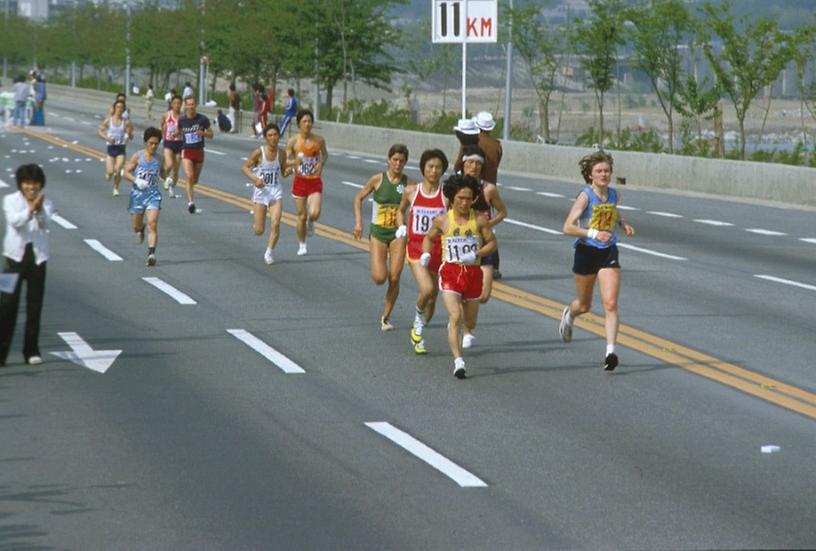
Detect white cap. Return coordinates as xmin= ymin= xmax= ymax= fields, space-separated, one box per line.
xmin=474 ymin=111 xmax=496 ymax=131
xmin=454 ymin=118 xmax=479 ymax=135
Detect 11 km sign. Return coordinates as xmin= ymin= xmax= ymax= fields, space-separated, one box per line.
xmin=432 ymin=0 xmax=498 ymax=43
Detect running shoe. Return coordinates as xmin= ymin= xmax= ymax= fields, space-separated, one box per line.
xmin=603 ymin=353 xmax=619 ymax=372
xmin=559 ymin=306 xmax=573 ymax=343
xmin=163 ymin=176 xmax=173 ymax=190
xmin=410 ymin=326 xmax=423 ymax=344
xmin=167 ymin=185 xmax=177 ymax=198
xmin=112 ymin=188 xmax=119 ymax=197
xmin=381 ymin=317 xmax=394 ymax=331
xmin=146 ymin=253 xmax=157 ymax=267
xmin=188 ymin=202 xmax=196 ymax=214
xmin=307 ymin=218 xmax=315 ymax=237
xmin=413 ymin=339 xmax=427 ymax=355
xmin=297 ymin=243 xmax=308 ymax=256
xmin=462 ymin=333 xmax=476 ymax=349
xmin=453 ymin=358 xmax=466 ymax=379
xmin=136 ymin=226 xmax=145 ymax=244
xmin=264 ymin=249 xmax=274 ymax=265
xmin=27 ymin=355 xmax=43 ymax=366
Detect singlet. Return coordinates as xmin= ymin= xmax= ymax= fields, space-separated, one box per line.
xmin=295 ymin=135 xmax=321 ymax=179
xmin=163 ymin=110 xmax=181 ymax=142
xmin=577 ymin=186 xmax=619 ymax=249
xmin=178 ymin=113 xmax=210 ymax=150
xmin=371 ymin=172 xmax=405 ymax=230
xmin=255 ymin=146 xmax=281 ymax=188
xmin=106 ymin=117 xmax=127 ymax=145
xmin=407 ymin=182 xmax=446 ymax=256
xmin=134 ymin=152 xmax=161 ymax=188
xmin=442 ymin=210 xmax=482 ymax=265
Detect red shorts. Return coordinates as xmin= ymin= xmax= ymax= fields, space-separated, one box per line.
xmin=439 ymin=262 xmax=483 ymax=301
xmin=181 ymin=148 xmax=204 ymax=162
xmin=292 ymin=175 xmax=323 ymax=198
xmin=407 ymin=241 xmax=442 ymax=274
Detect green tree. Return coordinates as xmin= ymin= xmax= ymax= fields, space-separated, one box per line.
xmin=789 ymin=19 xmax=816 ymax=146
xmin=571 ymin=0 xmax=625 ymax=146
xmin=701 ymin=1 xmax=792 ymax=159
xmin=625 ymin=0 xmax=692 ymax=153
xmin=508 ymin=2 xmax=566 ymax=143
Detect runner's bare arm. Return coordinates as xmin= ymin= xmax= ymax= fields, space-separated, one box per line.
xmin=123 ymin=153 xmax=140 ymax=183
xmin=353 ymin=173 xmax=380 ymax=240
xmin=422 ymin=215 xmax=446 ymax=253
xmin=562 ymin=191 xmax=601 ymax=240
xmin=395 ymin=183 xmax=417 ymax=228
xmin=241 ymin=149 xmax=264 ymax=187
xmin=278 ymin=149 xmax=293 ymax=178
xmin=98 ymin=118 xmax=111 ymax=142
xmin=484 ymin=183 xmax=508 ymax=227
xmin=615 ymin=191 xmax=636 ymax=236
xmin=477 ymin=213 xmax=498 ymax=258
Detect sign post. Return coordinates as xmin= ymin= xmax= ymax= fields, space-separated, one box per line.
xmin=432 ymin=0 xmax=498 ymax=119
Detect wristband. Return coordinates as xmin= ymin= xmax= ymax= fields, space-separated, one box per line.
xmin=586 ymin=229 xmax=599 ymax=239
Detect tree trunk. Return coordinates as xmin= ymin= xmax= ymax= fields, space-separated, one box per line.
xmin=738 ymin=115 xmax=746 ymax=160
xmin=597 ymin=90 xmax=605 ymax=146
xmin=326 ymin=84 xmax=334 ymax=114
xmin=538 ymin=97 xmax=551 ymax=143
xmin=667 ymin=114 xmax=674 ymax=154
xmin=755 ymin=86 xmax=772 ymax=152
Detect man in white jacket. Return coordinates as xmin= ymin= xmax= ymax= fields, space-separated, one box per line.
xmin=0 ymin=164 xmax=55 ymax=366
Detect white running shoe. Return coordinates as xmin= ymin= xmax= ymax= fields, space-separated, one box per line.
xmin=167 ymin=185 xmax=176 ymax=198
xmin=27 ymin=355 xmax=43 ymax=365
xmin=264 ymin=249 xmax=274 ymax=265
xmin=559 ymin=306 xmax=573 ymax=343
xmin=380 ymin=317 xmax=394 ymax=331
xmin=307 ymin=219 xmax=315 ymax=237
xmin=297 ymin=243 xmax=308 ymax=256
xmin=462 ymin=333 xmax=476 ymax=349
xmin=146 ymin=253 xmax=157 ymax=267
xmin=163 ymin=177 xmax=172 ymax=190
xmin=453 ymin=357 xmax=466 ymax=379
xmin=112 ymin=188 xmax=119 ymax=196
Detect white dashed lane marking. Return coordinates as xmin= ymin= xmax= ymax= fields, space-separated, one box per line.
xmin=504 ymin=218 xmax=562 ymax=236
xmin=51 ymin=214 xmax=78 ymax=229
xmin=799 ymin=238 xmax=816 ymax=244
xmin=84 ymin=239 xmax=123 ymax=261
xmin=506 ymin=186 xmax=533 ymax=192
xmin=226 ymin=329 xmax=306 ymax=374
xmin=536 ymin=192 xmax=565 ymax=198
xmin=694 ymin=219 xmax=734 ymax=227
xmin=754 ymin=275 xmax=816 ymax=292
xmin=141 ymin=277 xmax=197 ymax=305
xmin=365 ymin=422 xmax=488 ymax=488
xmin=340 ymin=180 xmax=363 ymax=189
xmin=647 ymin=211 xmax=683 ymax=218
xmin=617 ymin=243 xmax=687 ymax=261
xmin=745 ymin=228 xmax=787 ymax=236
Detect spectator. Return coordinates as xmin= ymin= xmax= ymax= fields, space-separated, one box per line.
xmin=0 ymin=164 xmax=55 ymax=367
xmin=228 ymin=82 xmax=241 ymax=134
xmin=252 ymin=84 xmax=264 ymax=137
xmin=182 ymin=81 xmax=194 ymax=99
xmin=31 ymin=72 xmax=46 ymax=126
xmin=279 ymin=88 xmax=298 ymax=136
xmin=216 ymin=109 xmax=232 ymax=133
xmin=144 ymin=84 xmax=155 ymax=120
xmin=12 ymin=75 xmax=29 ymax=128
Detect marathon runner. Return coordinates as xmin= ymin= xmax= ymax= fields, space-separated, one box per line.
xmin=160 ymin=94 xmax=183 ymax=198
xmin=174 ymin=96 xmax=213 ymax=214
xmin=123 ymin=127 xmax=165 ymax=266
xmin=97 ymin=99 xmax=134 ymax=196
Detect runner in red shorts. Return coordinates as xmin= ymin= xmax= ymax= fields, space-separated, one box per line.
xmin=285 ymin=109 xmax=328 ymax=256
xmin=396 ymin=149 xmax=448 ymax=355
xmin=175 ymin=96 xmax=213 ymax=214
xmin=423 ymin=174 xmax=496 ymax=379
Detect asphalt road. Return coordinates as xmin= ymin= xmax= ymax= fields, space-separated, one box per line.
xmin=1 ymin=99 xmax=815 ymax=550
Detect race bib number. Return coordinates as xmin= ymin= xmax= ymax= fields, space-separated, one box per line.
xmin=412 ymin=206 xmax=445 ymax=235
xmin=137 ymin=168 xmax=159 ymax=187
xmin=445 ymin=235 xmax=480 ymax=264
xmin=257 ymin=168 xmax=279 ymax=187
xmin=300 ymin=156 xmax=318 ymax=176
xmin=111 ymin=135 xmax=126 ymax=145
xmin=375 ymin=204 xmax=398 ymax=228
xmin=589 ymin=204 xmax=618 ymax=231
xmin=166 ymin=121 xmax=176 ymax=135
xmin=184 ymin=131 xmax=202 ymax=145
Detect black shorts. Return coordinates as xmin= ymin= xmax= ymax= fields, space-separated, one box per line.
xmin=572 ymin=243 xmax=620 ymax=275
xmin=480 ymin=251 xmax=497 ymax=267
xmin=106 ymin=144 xmax=126 ymax=158
xmin=163 ymin=140 xmax=183 ymax=154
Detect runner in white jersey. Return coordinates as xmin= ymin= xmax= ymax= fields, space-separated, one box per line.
xmin=97 ymin=99 xmax=133 ymax=196
xmin=241 ymin=125 xmax=292 ymax=264
xmin=160 ymin=95 xmax=183 ymax=198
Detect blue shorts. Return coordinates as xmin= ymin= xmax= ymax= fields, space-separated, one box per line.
xmin=572 ymin=243 xmax=620 ymax=275
xmin=163 ymin=140 xmax=183 ymax=154
xmin=128 ymin=185 xmax=162 ymax=214
xmin=107 ymin=144 xmax=126 ymax=158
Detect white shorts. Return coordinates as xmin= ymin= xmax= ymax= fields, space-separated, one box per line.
xmin=252 ymin=184 xmax=282 ymax=205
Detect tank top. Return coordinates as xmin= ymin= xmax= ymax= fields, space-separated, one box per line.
xmin=370 ymin=172 xmax=405 ymax=230
xmin=471 ymin=179 xmax=493 ymax=219
xmin=408 ymin=182 xmax=446 ymax=249
xmin=134 ymin=152 xmax=161 ymax=188
xmin=164 ymin=110 xmax=181 ymax=142
xmin=577 ymin=186 xmax=619 ymax=249
xmin=295 ymin=135 xmax=321 ymax=179
xmin=256 ymin=146 xmax=281 ymax=188
xmin=442 ymin=209 xmax=482 ymax=265
xmin=107 ymin=117 xmax=127 ymax=145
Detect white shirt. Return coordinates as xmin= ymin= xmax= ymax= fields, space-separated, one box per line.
xmin=2 ymin=191 xmax=55 ymax=265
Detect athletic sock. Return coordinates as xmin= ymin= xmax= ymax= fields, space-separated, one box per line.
xmin=148 ymin=247 xmax=156 ymax=255
xmin=606 ymin=344 xmax=616 ymax=356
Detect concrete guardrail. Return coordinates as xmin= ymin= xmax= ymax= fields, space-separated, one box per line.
xmin=46 ymin=83 xmax=816 ymax=208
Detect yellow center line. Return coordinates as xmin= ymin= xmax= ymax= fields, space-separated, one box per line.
xmin=20 ymin=127 xmax=816 ymax=420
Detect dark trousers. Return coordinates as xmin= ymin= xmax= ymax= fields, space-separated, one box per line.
xmin=0 ymin=245 xmax=46 ymax=365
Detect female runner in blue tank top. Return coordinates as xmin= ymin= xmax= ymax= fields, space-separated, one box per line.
xmin=560 ymin=151 xmax=635 ymax=371
xmin=124 ymin=127 xmax=165 ymax=266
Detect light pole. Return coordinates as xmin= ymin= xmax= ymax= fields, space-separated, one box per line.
xmin=124 ymin=2 xmax=131 ymax=96
xmin=3 ymin=0 xmax=9 ymax=82
xmin=502 ymin=0 xmax=513 ymax=141
xmin=198 ymin=0 xmax=206 ymax=105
